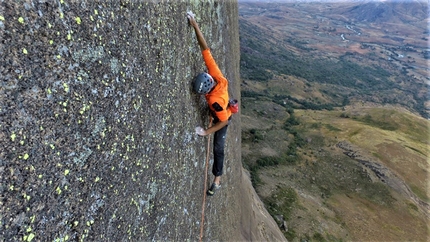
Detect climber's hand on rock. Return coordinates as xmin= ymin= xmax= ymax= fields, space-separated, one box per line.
xmin=195 ymin=126 xmax=207 ymax=136
xmin=187 ymin=11 xmax=195 ymax=20
xmin=187 ymin=11 xmax=197 ymax=27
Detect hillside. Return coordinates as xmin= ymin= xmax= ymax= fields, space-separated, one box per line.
xmin=239 ymin=1 xmax=429 ymax=241
xmin=0 ymin=1 xmax=285 ymax=241
xmin=243 ymin=104 xmax=429 ymax=240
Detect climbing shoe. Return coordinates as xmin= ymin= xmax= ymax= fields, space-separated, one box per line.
xmin=207 ymin=183 xmax=221 ymax=196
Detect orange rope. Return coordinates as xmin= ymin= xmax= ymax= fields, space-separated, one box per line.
xmin=199 ymin=117 xmax=212 ymax=242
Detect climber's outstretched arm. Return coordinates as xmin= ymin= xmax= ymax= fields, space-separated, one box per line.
xmin=188 ymin=12 xmax=209 ymax=51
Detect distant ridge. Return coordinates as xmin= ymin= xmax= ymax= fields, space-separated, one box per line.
xmin=346 ymin=0 xmax=428 ymax=23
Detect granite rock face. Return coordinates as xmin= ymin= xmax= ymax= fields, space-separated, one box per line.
xmin=1 ymin=1 xmax=285 ymax=241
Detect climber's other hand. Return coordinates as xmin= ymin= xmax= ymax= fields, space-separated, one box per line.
xmin=195 ymin=126 xmax=207 ymax=136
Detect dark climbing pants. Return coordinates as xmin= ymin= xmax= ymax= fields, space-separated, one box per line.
xmin=212 ymin=122 xmax=228 ymax=177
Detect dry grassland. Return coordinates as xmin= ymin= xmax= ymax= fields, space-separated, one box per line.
xmin=245 ymin=104 xmax=429 ymax=241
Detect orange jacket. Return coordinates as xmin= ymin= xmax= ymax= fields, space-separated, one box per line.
xmin=202 ymin=49 xmax=231 ymax=122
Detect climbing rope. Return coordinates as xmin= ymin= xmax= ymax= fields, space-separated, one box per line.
xmin=199 ymin=117 xmax=212 ymax=242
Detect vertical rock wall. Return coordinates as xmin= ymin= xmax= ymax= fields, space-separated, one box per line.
xmin=0 ymin=0 xmax=284 ymax=241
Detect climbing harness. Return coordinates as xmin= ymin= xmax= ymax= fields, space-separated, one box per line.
xmin=199 ymin=117 xmax=213 ymax=242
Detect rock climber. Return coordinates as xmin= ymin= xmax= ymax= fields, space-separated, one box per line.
xmin=188 ymin=11 xmax=232 ymax=196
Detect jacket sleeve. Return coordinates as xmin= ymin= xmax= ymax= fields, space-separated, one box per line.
xmin=202 ymin=49 xmax=224 ymax=80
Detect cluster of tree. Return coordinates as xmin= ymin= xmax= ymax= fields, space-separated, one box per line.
xmin=271 ymin=94 xmax=337 ymax=111
xmin=423 ymin=50 xmax=430 ymax=59
xmin=242 ymin=108 xmax=306 ymax=188
xmin=241 ymin=90 xmax=263 ymax=99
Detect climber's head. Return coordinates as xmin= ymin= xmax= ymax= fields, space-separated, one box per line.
xmin=193 ymin=72 xmax=214 ymax=94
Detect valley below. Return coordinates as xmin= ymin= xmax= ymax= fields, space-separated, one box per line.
xmin=239 ymin=0 xmax=429 ymax=241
